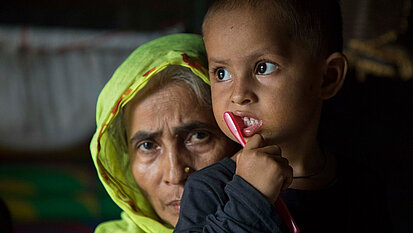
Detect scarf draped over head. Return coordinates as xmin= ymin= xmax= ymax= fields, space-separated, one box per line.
xmin=90 ymin=33 xmax=209 ymax=233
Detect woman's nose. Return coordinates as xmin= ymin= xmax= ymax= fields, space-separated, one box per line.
xmin=162 ymin=146 xmax=190 ymax=185
xmin=230 ymin=74 xmax=258 ymax=105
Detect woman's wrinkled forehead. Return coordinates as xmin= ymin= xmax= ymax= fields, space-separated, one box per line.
xmin=124 ymin=83 xmax=217 ymax=144
xmin=123 ymin=82 xmax=181 ymax=133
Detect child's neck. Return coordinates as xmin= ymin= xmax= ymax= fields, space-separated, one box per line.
xmin=279 ymin=139 xmax=337 ymax=190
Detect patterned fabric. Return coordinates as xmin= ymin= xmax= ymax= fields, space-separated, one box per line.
xmin=89 ymin=33 xmax=209 ymax=233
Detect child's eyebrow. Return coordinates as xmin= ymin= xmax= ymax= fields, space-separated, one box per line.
xmin=207 ymin=57 xmax=229 ymax=66
xmin=208 ymin=47 xmax=289 ymax=65
xmin=245 ymin=47 xmax=290 ymax=61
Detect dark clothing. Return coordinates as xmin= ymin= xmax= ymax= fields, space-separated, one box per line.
xmin=174 ymin=156 xmax=392 ymax=233
xmin=175 ymin=157 xmax=286 ymax=233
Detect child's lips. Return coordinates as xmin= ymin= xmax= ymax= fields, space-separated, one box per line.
xmin=242 ymin=117 xmax=263 ymax=137
xmin=232 ymin=113 xmax=263 ymax=137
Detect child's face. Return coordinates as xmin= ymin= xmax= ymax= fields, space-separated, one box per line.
xmin=204 ymin=7 xmax=326 ymax=145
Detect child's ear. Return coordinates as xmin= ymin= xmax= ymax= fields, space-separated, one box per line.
xmin=321 ymin=52 xmax=348 ymax=100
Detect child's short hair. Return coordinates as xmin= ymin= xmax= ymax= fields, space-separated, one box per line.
xmin=203 ymin=0 xmax=343 ymax=58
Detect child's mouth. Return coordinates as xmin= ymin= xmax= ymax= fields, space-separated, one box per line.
xmin=241 ymin=116 xmax=263 ymax=137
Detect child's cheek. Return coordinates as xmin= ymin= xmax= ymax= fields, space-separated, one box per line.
xmin=211 ymin=87 xmax=233 ymax=139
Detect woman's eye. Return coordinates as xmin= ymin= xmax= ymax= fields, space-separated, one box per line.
xmin=186 ymin=131 xmax=210 ymax=145
xmin=216 ymin=68 xmax=231 ymax=81
xmin=256 ymin=62 xmax=278 ymax=75
xmin=137 ymin=141 xmax=156 ymax=152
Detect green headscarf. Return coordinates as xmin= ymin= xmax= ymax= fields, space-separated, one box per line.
xmin=90 ymin=33 xmax=209 ymax=233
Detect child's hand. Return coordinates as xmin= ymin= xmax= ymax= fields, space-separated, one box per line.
xmin=235 ymin=134 xmax=293 ymax=203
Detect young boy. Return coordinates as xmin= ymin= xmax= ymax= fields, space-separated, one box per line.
xmin=174 ymin=0 xmax=391 ymax=232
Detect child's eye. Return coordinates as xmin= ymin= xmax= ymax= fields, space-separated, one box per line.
xmin=137 ymin=141 xmax=157 ymax=152
xmin=256 ymin=62 xmax=278 ymax=75
xmin=215 ymin=68 xmax=231 ymax=81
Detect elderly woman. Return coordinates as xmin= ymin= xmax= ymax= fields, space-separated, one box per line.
xmin=90 ymin=34 xmax=239 ymax=233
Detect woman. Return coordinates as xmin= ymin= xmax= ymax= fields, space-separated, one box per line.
xmin=90 ymin=34 xmax=239 ymax=233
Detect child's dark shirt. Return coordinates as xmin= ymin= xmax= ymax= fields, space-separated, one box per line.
xmin=174 ymin=155 xmax=392 ymax=233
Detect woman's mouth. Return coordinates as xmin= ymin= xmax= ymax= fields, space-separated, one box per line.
xmin=240 ymin=116 xmax=263 ymax=137
xmin=166 ymin=200 xmax=181 ymax=213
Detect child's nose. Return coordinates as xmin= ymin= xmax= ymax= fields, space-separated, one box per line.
xmin=230 ymin=76 xmax=258 ymax=105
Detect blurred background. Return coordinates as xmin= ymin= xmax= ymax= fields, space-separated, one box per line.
xmin=0 ymin=0 xmax=412 ymax=232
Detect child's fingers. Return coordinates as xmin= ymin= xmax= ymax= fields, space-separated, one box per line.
xmin=256 ymin=145 xmax=282 ymax=156
xmin=244 ymin=134 xmax=266 ymax=150
xmin=280 ymin=164 xmax=293 ymax=191
xmin=271 ymin=155 xmax=293 ymax=191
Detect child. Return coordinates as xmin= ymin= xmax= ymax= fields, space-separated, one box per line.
xmin=174 ymin=0 xmax=391 ymax=232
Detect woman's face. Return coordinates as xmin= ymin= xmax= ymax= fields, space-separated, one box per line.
xmin=125 ymin=83 xmax=238 ymax=227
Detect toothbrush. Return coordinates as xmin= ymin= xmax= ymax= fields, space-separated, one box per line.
xmin=224 ymin=112 xmax=300 ymax=233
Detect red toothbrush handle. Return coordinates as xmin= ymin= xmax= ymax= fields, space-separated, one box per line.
xmin=223 ymin=112 xmax=246 ymax=147
xmin=275 ymin=197 xmax=300 ymax=233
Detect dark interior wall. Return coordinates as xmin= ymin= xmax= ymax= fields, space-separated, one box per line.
xmin=0 ymin=0 xmax=212 ymax=32
xmin=319 ymin=71 xmax=413 ymax=233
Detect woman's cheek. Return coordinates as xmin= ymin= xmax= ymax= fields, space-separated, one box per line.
xmin=132 ymin=157 xmax=160 ymax=180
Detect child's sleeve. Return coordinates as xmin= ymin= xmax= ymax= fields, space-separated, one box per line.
xmin=174 ymin=167 xmax=286 ymax=233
